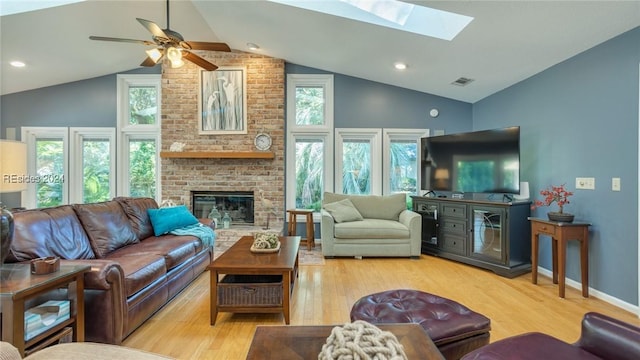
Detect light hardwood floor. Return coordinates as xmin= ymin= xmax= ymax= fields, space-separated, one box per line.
xmin=123 ymin=254 xmax=639 ymax=359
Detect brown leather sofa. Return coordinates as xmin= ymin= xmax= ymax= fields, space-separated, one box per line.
xmin=460 ymin=312 xmax=640 ymax=360
xmin=7 ymin=197 xmax=213 ymax=345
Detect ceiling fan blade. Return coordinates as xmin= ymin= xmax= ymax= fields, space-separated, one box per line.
xmin=183 ymin=51 xmax=218 ymax=71
xmin=89 ymin=36 xmax=154 ymax=46
xmin=137 ymin=18 xmax=170 ymax=40
xmin=185 ymin=42 xmax=231 ymax=52
xmin=140 ymin=56 xmax=158 ymax=67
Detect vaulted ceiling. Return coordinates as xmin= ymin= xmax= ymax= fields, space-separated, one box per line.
xmin=1 ymin=0 xmax=638 ymax=102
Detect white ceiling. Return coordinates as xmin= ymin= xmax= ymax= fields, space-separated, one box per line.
xmin=1 ymin=0 xmax=639 ymax=103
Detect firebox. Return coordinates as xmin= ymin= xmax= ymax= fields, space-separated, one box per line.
xmin=191 ymin=191 xmax=254 ymax=225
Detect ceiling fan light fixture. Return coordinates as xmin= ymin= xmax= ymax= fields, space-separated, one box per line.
xmin=145 ymin=48 xmax=164 ymax=63
xmin=166 ymin=46 xmax=184 ymax=68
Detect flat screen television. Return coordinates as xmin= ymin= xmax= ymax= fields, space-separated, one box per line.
xmin=421 ymin=126 xmax=520 ymax=194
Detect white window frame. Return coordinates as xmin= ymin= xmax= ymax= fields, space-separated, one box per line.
xmin=69 ymin=127 xmax=116 ymax=203
xmin=116 ymin=74 xmax=162 ymax=202
xmin=335 ymin=128 xmax=382 ymax=195
xmin=21 ymin=127 xmax=69 ymax=209
xmin=117 ymin=74 xmax=162 ymax=131
xmin=383 ymin=128 xmax=429 ymax=195
xmin=286 ymin=74 xmax=334 ymax=219
xmin=286 ymin=74 xmax=334 ymax=131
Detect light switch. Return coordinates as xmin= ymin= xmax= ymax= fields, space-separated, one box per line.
xmin=612 ymin=177 xmax=621 ymax=191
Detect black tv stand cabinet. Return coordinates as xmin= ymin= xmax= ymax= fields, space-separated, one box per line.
xmin=412 ymin=196 xmax=531 ymax=278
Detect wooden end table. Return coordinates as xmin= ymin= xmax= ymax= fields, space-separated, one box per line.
xmin=208 ymin=235 xmax=300 ymax=325
xmin=246 ymin=323 xmax=445 ymax=359
xmin=0 ymin=263 xmax=90 ymax=356
xmin=529 ymin=217 xmax=591 ymax=298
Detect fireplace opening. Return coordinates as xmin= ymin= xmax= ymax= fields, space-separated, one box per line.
xmin=191 ymin=191 xmax=254 ymax=225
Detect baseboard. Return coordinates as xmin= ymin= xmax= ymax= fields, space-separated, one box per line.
xmin=537 ymin=267 xmax=639 ymax=315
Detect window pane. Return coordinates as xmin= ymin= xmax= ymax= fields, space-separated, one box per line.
xmin=129 ymin=86 xmax=157 ymax=125
xmin=342 ymin=140 xmax=371 ymax=195
xmin=129 ymin=139 xmax=156 ymax=198
xmin=295 ymin=86 xmax=324 ymax=125
xmin=295 ymin=139 xmax=324 ymax=211
xmin=83 ymin=139 xmax=111 ymax=203
xmin=35 ymin=139 xmax=64 ymax=208
xmin=389 ymin=140 xmax=418 ymax=195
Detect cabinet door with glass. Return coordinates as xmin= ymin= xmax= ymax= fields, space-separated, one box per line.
xmin=471 ymin=206 xmax=506 ymax=264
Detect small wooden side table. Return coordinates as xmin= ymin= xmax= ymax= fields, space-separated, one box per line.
xmin=286 ymin=209 xmax=315 ymax=250
xmin=1 ymin=263 xmax=90 ymax=356
xmin=529 ymin=217 xmax=591 ymax=298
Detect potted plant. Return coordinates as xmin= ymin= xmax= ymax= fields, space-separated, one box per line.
xmin=531 ymin=184 xmax=575 ymax=222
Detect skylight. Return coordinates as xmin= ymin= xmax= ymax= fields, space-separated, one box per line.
xmin=0 ymin=0 xmax=85 ymax=17
xmin=268 ymin=0 xmax=473 ymax=41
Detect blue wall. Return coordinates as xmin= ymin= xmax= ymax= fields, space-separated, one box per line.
xmin=473 ymin=27 xmax=640 ymax=305
xmin=285 ymin=64 xmax=473 ymax=132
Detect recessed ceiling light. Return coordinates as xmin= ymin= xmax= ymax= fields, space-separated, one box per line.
xmin=246 ymin=43 xmax=260 ymax=50
xmin=394 ymin=63 xmax=407 ymax=70
xmin=10 ymin=61 xmax=26 ymax=68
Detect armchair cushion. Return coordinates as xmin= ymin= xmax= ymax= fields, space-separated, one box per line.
xmin=323 ymin=198 xmax=363 ymax=223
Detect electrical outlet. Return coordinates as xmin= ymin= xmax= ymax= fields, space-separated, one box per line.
xmin=612 ymin=177 xmax=621 ymax=191
xmin=576 ymin=177 xmax=595 ymax=190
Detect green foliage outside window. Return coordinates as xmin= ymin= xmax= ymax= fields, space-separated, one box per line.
xmin=82 ymin=140 xmax=111 ymax=203
xmin=295 ymin=87 xmax=324 ymax=125
xmin=36 ymin=140 xmax=64 ymax=208
xmin=129 ymin=140 xmax=156 ymax=198
xmin=129 ymin=87 xmax=157 ymax=125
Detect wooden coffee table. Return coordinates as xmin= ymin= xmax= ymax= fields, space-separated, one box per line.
xmin=208 ymin=235 xmax=300 ymax=325
xmin=246 ymin=323 xmax=445 ymax=359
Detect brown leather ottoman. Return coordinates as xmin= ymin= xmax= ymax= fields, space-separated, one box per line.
xmin=350 ymin=289 xmax=491 ymax=360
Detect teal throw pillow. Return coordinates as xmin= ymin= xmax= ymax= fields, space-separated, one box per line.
xmin=147 ymin=205 xmax=199 ymax=236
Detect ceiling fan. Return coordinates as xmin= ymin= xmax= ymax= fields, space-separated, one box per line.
xmin=89 ymin=0 xmax=230 ymax=71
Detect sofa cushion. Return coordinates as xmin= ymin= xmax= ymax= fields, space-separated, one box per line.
xmin=74 ymin=201 xmax=139 ymax=258
xmin=112 ymin=235 xmax=199 ymax=270
xmin=115 ymin=197 xmax=158 ymax=240
xmin=323 ymin=192 xmax=406 ymax=221
xmin=105 ymin=252 xmax=167 ymax=297
xmin=334 ymin=219 xmax=410 ymax=239
xmin=147 ymin=206 xmax=199 ymax=236
xmin=323 ymin=198 xmax=363 ymax=223
xmin=10 ymin=205 xmax=95 ymax=261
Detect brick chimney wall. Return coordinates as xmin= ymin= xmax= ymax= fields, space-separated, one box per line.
xmin=160 ymin=50 xmax=285 ymax=227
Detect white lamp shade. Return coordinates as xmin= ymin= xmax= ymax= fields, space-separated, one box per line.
xmin=0 ymin=140 xmax=28 ymax=193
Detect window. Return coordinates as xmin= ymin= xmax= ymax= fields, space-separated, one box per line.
xmin=19 ymin=74 xmax=161 ymax=209
xmin=383 ymin=129 xmax=428 ymax=208
xmin=335 ymin=129 xmax=382 ymax=195
xmin=70 ymin=128 xmax=116 ymax=203
xmin=117 ymin=74 xmax=161 ymax=201
xmin=286 ymin=75 xmax=334 ymax=213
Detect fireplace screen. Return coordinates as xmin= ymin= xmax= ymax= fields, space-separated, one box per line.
xmin=191 ymin=191 xmax=254 ymax=225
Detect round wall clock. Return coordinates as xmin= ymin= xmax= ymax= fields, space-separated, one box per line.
xmin=254 ymin=133 xmax=272 ymax=151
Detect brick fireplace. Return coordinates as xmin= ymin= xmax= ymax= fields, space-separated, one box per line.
xmin=160 ymin=51 xmax=285 ymax=229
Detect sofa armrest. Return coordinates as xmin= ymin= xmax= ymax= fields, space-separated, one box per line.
xmin=574 ymin=312 xmax=640 ymax=360
xmin=61 ymin=259 xmax=125 ymax=291
xmin=398 ymin=210 xmax=422 ymax=257
xmin=320 ymin=209 xmax=336 ymax=257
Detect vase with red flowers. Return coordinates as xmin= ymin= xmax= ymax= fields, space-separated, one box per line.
xmin=531 ymin=184 xmax=575 ymax=223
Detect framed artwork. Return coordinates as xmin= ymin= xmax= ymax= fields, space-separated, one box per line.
xmin=199 ymin=66 xmax=247 ymax=134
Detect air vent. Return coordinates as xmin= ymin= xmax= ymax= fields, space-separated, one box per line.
xmin=451 ymin=77 xmax=475 ymax=86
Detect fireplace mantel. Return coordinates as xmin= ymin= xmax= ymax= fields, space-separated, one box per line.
xmin=160 ymin=151 xmax=275 ymax=159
